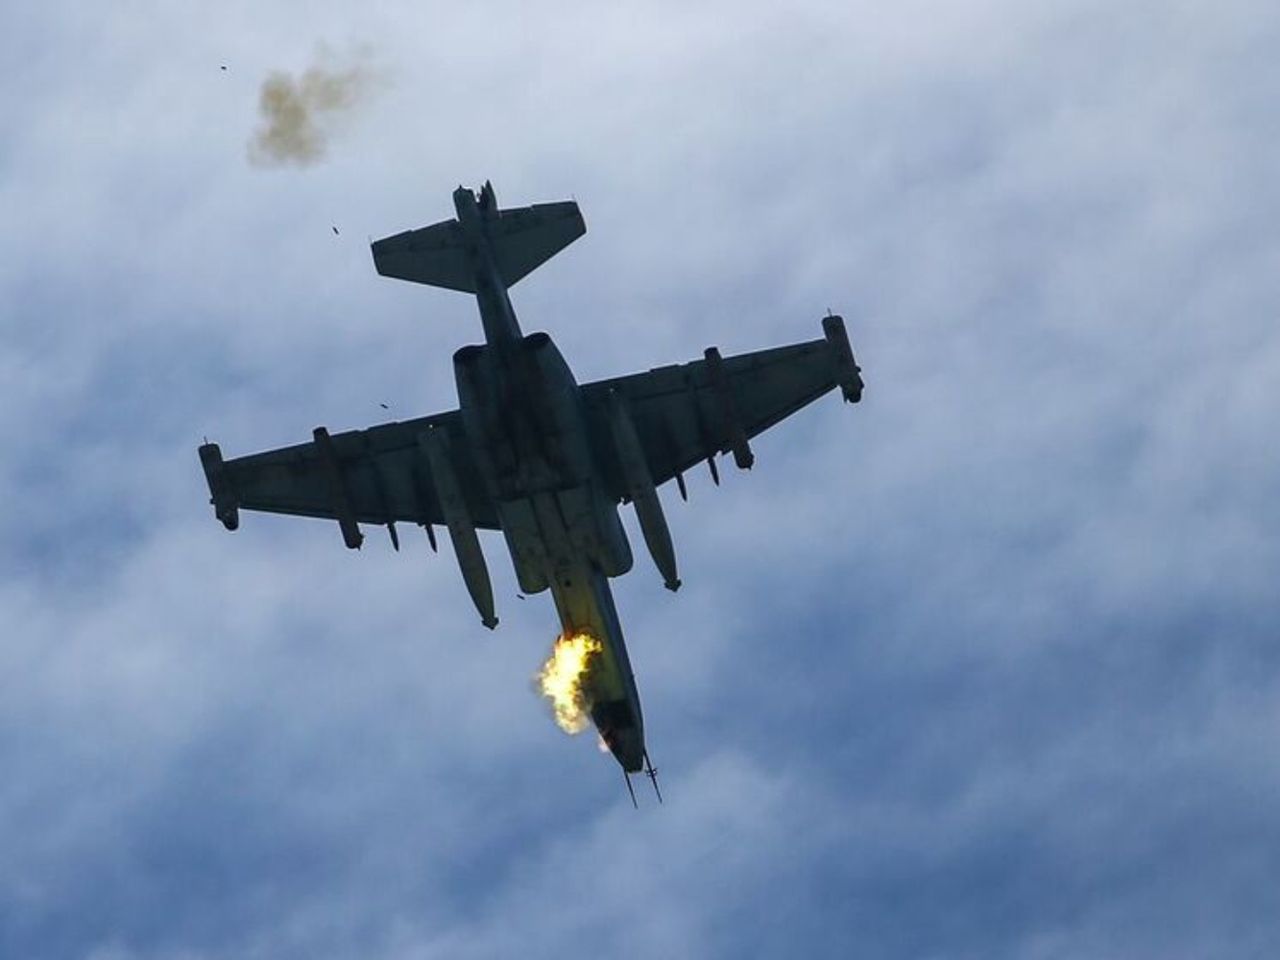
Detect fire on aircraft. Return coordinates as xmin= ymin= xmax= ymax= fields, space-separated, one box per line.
xmin=537 ymin=631 xmax=603 ymax=735
xmin=198 ymin=182 xmax=864 ymax=803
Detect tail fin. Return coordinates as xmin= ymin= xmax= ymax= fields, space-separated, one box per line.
xmin=372 ymin=194 xmax=585 ymax=293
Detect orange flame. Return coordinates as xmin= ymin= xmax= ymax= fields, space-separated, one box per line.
xmin=537 ymin=631 xmax=602 ymax=734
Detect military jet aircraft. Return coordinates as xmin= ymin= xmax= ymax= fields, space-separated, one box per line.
xmin=198 ymin=183 xmax=863 ymax=799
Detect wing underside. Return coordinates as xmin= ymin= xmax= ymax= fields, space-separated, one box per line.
xmin=200 ymin=320 xmax=861 ymax=539
xmin=199 ymin=411 xmax=498 ymax=537
xmin=583 ymin=319 xmax=862 ymax=500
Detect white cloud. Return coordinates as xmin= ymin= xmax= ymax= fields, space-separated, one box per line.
xmin=2 ymin=2 xmax=1278 ymax=958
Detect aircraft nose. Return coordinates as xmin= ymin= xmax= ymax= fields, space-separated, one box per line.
xmin=593 ymin=699 xmax=645 ymax=772
xmin=607 ymin=727 xmax=644 ymax=773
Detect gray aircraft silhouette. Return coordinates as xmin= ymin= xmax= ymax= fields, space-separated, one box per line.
xmin=198 ymin=183 xmax=864 ymax=801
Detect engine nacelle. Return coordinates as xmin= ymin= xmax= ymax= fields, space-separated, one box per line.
xmin=521 ymin=332 xmax=596 ymax=485
xmin=453 ymin=344 xmax=509 ymax=497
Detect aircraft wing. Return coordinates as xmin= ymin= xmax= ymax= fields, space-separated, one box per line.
xmin=198 ymin=411 xmax=499 ymax=545
xmin=582 ymin=318 xmax=863 ymax=499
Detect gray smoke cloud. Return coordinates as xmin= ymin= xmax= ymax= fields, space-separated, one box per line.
xmin=248 ymin=50 xmax=379 ymax=167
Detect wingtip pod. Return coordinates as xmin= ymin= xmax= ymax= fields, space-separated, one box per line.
xmin=822 ymin=314 xmax=864 ymax=403
xmin=197 ymin=442 xmax=240 ymax=531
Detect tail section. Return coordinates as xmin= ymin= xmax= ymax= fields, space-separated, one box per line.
xmin=488 ymin=199 xmax=585 ymax=286
xmin=371 ymin=183 xmax=585 ymax=293
xmin=371 ymin=216 xmax=474 ymax=292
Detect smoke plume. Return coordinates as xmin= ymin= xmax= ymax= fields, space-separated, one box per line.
xmin=248 ymin=50 xmax=379 ymax=167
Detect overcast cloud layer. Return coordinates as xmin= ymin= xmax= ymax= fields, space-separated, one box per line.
xmin=3 ymin=2 xmax=1279 ymax=958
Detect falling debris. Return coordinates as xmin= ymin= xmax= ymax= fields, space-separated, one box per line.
xmin=248 ymin=49 xmax=380 ymax=167
xmin=332 ymin=225 xmax=340 ymax=235
xmin=220 ymin=64 xmax=228 ymax=72
xmin=537 ymin=631 xmax=602 ymax=734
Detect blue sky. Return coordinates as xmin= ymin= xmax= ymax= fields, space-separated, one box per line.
xmin=2 ymin=2 xmax=1278 ymax=958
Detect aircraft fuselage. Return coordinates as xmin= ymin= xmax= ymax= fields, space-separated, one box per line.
xmin=451 ymin=185 xmax=646 ymax=772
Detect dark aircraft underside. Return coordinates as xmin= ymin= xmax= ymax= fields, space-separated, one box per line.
xmin=198 ymin=182 xmax=864 ymax=793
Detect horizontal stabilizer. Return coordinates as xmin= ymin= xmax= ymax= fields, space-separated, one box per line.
xmin=490 ymin=201 xmax=585 ymax=286
xmin=372 ymin=200 xmax=585 ymax=292
xmin=372 ymin=219 xmax=473 ymax=292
